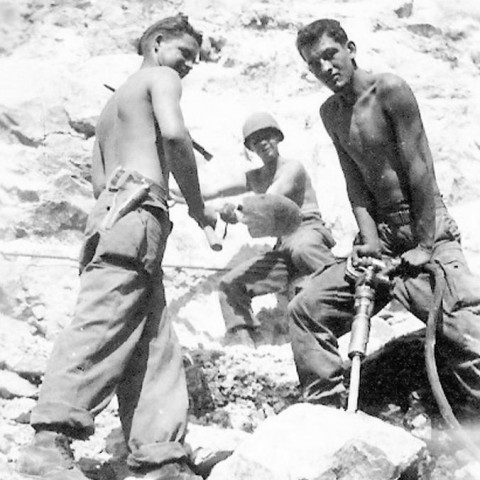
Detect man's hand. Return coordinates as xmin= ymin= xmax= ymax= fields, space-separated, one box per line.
xmin=199 ymin=205 xmax=217 ymax=229
xmin=351 ymin=243 xmax=381 ymax=266
xmin=219 ymin=203 xmax=239 ymax=224
xmin=401 ymin=245 xmax=432 ymax=268
xmin=189 ymin=204 xmax=217 ymax=228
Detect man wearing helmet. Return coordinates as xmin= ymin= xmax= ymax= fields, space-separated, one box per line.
xmin=201 ymin=112 xmax=337 ymax=347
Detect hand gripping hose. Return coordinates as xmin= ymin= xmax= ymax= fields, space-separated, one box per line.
xmin=423 ymin=261 xmax=480 ymax=463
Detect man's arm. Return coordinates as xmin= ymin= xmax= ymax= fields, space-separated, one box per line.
xmin=265 ymin=161 xmax=306 ymax=208
xmin=381 ymin=75 xmax=435 ymax=263
xmin=337 ymin=142 xmax=382 ymax=260
xmin=91 ymin=137 xmax=106 ymax=199
xmin=170 ymin=167 xmax=248 ymax=202
xmin=149 ymin=68 xmax=213 ymax=226
xmin=320 ymin=102 xmax=381 ymax=261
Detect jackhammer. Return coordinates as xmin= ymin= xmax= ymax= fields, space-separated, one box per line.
xmin=345 ymin=256 xmax=480 ymax=463
xmin=345 ymin=256 xmax=400 ymax=413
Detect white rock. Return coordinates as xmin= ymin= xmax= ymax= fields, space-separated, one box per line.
xmin=0 ymin=370 xmax=37 ymax=399
xmin=209 ymin=403 xmax=425 ymax=480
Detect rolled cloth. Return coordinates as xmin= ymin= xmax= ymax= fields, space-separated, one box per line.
xmin=238 ymin=193 xmax=302 ymax=238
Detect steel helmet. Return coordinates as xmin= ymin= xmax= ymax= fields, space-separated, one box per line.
xmin=242 ymin=112 xmax=284 ymax=150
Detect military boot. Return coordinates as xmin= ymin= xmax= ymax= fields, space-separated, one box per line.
xmin=16 ymin=430 xmax=88 ymax=479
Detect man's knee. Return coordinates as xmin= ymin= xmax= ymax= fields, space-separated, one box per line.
xmin=290 ymin=243 xmax=335 ymax=274
xmin=288 ymin=292 xmax=312 ymax=325
xmin=219 ymin=275 xmax=244 ymax=298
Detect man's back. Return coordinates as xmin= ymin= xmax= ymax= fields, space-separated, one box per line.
xmin=95 ymin=68 xmax=173 ymax=191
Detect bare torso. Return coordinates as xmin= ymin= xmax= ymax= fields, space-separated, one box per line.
xmin=322 ymin=73 xmax=440 ymax=212
xmin=246 ymin=156 xmax=320 ymax=215
xmin=94 ymin=68 xmax=170 ymax=190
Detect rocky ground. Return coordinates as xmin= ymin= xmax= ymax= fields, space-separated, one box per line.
xmin=1 ymin=0 xmax=480 ymax=478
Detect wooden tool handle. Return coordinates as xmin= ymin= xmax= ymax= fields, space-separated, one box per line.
xmin=203 ymin=226 xmax=222 ymax=251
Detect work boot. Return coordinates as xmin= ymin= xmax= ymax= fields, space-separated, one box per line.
xmin=124 ymin=461 xmax=202 ymax=479
xmin=224 ymin=326 xmax=257 ymax=348
xmin=16 ymin=430 xmax=88 ymax=479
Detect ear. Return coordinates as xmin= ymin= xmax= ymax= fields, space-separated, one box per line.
xmin=153 ymin=33 xmax=164 ymax=52
xmin=347 ymin=40 xmax=356 ymax=59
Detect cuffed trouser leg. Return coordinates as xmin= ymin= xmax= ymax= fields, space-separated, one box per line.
xmin=218 ymin=251 xmax=290 ymax=331
xmin=289 ymin=259 xmax=391 ymax=402
xmin=288 ymin=261 xmax=353 ymax=402
xmin=31 ymin=256 xmax=153 ymax=437
xmin=31 ymin=207 xmax=189 ymax=466
xmin=117 ymin=275 xmax=188 ymax=468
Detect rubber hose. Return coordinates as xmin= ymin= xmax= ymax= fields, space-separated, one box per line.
xmin=423 ymin=261 xmax=480 ymax=462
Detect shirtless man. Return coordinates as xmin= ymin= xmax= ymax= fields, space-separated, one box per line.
xmin=17 ymin=14 xmax=214 ymax=480
xmin=288 ymin=18 xmax=480 ymax=408
xmin=202 ymin=112 xmax=336 ymax=347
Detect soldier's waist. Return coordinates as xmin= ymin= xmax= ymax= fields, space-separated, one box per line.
xmin=107 ymin=167 xmax=168 ymax=210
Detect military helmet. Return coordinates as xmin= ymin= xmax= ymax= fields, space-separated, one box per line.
xmin=242 ymin=112 xmax=284 ymax=150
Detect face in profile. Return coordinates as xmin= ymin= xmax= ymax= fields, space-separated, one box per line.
xmin=301 ymin=34 xmax=356 ymax=93
xmin=156 ymin=33 xmax=200 ymax=78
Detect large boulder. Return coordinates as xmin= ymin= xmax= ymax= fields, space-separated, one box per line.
xmin=209 ymin=403 xmax=425 ymax=480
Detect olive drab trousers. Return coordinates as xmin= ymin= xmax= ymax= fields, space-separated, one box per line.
xmin=218 ymin=213 xmax=337 ymax=331
xmin=289 ymin=203 xmax=480 ymax=406
xmin=31 ymin=170 xmax=190 ymax=469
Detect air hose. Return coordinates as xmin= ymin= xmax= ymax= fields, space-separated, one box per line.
xmin=423 ymin=261 xmax=480 ymax=462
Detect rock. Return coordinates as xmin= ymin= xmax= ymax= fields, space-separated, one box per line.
xmin=406 ymin=23 xmax=442 ymax=38
xmin=26 ymin=199 xmax=88 ymax=235
xmin=0 ymin=102 xmax=71 ymax=147
xmin=316 ymin=440 xmax=395 ymax=480
xmin=1 ymin=397 xmax=36 ymax=422
xmin=209 ymin=403 xmax=425 ymax=480
xmin=0 ymin=370 xmax=37 ymax=399
xmin=394 ymin=1 xmax=413 ymax=18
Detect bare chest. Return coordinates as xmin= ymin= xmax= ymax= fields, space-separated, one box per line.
xmin=248 ymin=168 xmax=276 ymax=193
xmin=336 ymin=98 xmax=393 ymax=158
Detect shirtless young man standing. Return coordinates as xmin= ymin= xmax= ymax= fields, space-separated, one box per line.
xmin=17 ymin=14 xmax=215 ymax=480
xmin=201 ymin=112 xmax=336 ymax=347
xmin=288 ymin=18 xmax=480 ymax=409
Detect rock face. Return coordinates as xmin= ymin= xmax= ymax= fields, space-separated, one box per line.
xmin=209 ymin=403 xmax=425 ymax=480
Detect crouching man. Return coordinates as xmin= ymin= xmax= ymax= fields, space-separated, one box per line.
xmin=289 ymin=18 xmax=480 ymax=411
xmin=197 ymin=112 xmax=337 ymax=347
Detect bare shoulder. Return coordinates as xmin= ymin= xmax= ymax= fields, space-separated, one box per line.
xmin=278 ymin=157 xmax=307 ymax=181
xmin=120 ymin=66 xmax=181 ymax=95
xmin=147 ymin=65 xmax=180 ymax=81
xmin=375 ymin=73 xmax=413 ymax=101
xmin=143 ymin=66 xmax=181 ymax=88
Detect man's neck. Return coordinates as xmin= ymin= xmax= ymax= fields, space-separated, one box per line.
xmin=140 ymin=56 xmax=160 ymax=69
xmin=338 ymin=68 xmax=373 ymax=105
xmin=261 ymin=156 xmax=279 ymax=174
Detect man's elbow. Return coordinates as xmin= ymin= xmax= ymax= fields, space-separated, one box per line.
xmin=161 ymin=127 xmax=189 ymax=144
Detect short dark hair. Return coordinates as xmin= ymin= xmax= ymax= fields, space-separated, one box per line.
xmin=296 ymin=19 xmax=348 ymax=56
xmin=137 ymin=13 xmax=203 ymax=55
